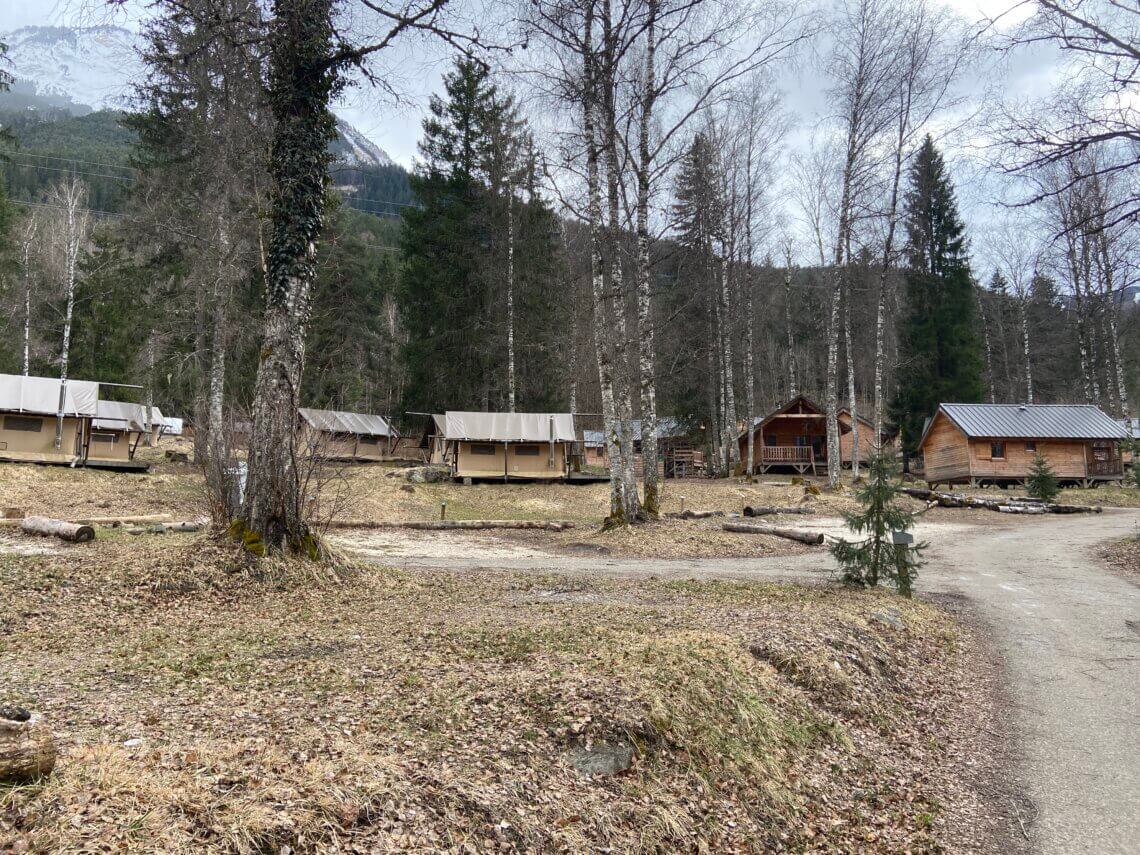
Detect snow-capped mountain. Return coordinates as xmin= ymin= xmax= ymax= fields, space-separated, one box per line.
xmin=1 ymin=25 xmax=396 ymax=169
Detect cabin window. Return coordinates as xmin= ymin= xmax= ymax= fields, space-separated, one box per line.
xmin=358 ymin=436 xmax=379 ymax=446
xmin=470 ymin=443 xmax=496 ymax=455
xmin=764 ymin=435 xmax=776 ymax=446
xmin=1025 ymin=441 xmax=1036 ymax=453
xmin=515 ymin=444 xmax=540 ymax=456
xmin=91 ymin=433 xmax=117 ymax=444
xmin=990 ymin=441 xmax=1005 ymax=460
xmin=4 ymin=416 xmax=43 ymax=432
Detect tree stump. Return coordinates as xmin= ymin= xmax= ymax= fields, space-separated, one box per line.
xmin=0 ymin=707 xmax=56 ymax=783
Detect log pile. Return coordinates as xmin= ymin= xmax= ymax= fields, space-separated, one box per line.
xmin=0 ymin=707 xmax=56 ymax=783
xmin=900 ymin=487 xmax=1101 ymax=515
xmin=723 ymin=522 xmax=824 ymax=545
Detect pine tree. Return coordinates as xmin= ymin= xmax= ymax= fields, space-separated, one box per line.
xmin=892 ymin=136 xmax=985 ymax=455
xmin=399 ymin=58 xmax=561 ymax=413
xmin=1026 ymin=452 xmax=1060 ymax=502
xmin=830 ymin=453 xmax=926 ymax=596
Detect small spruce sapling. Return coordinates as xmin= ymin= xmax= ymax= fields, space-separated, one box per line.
xmin=830 ymin=452 xmax=926 ymax=596
xmin=1026 ymin=452 xmax=1059 ymax=502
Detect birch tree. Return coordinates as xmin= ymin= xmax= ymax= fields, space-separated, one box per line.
xmin=46 ymin=177 xmax=90 ymax=450
xmin=987 ymin=218 xmax=1043 ymax=404
xmin=18 ymin=214 xmax=38 ymax=377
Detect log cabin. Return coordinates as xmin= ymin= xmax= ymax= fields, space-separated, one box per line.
xmin=579 ymin=418 xmax=694 ymax=477
xmin=0 ymin=374 xmax=99 ymax=466
xmin=738 ymin=396 xmax=851 ymax=475
xmin=87 ymin=400 xmax=151 ymax=471
xmin=443 ymin=411 xmax=576 ymax=481
xmin=918 ymin=403 xmax=1128 ymax=488
xmin=837 ymin=407 xmax=896 ymax=466
xmin=298 ymin=407 xmax=397 ymax=462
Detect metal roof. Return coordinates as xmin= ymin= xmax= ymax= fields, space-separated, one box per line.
xmin=299 ymin=407 xmax=396 ymax=437
xmin=443 ymin=411 xmax=576 ymax=443
xmin=583 ymin=418 xmax=688 ymax=447
xmin=933 ymin=403 xmax=1128 ymax=441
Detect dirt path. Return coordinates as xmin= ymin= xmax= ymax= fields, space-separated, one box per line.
xmin=344 ymin=510 xmax=1140 ymax=853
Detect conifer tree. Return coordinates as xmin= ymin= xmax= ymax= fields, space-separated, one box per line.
xmin=830 ymin=452 xmax=926 ymax=596
xmin=891 ymin=136 xmax=984 ymax=455
xmin=1026 ymin=452 xmax=1059 ymax=502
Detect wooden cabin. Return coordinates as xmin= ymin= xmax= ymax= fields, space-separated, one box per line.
xmin=87 ymin=400 xmax=150 ymax=471
xmin=298 ymin=407 xmax=397 ymax=462
xmin=738 ymin=395 xmax=850 ymax=475
xmin=443 ymin=411 xmax=575 ymax=481
xmin=579 ymin=418 xmax=696 ymax=477
xmin=0 ymin=374 xmax=99 ymax=465
xmin=837 ymin=407 xmax=896 ymax=466
xmin=919 ymin=403 xmax=1128 ymax=488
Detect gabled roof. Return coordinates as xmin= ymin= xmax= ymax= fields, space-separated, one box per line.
xmin=93 ymin=400 xmax=147 ymax=432
xmin=743 ymin=395 xmax=850 ymax=438
xmin=443 ymin=411 xmax=576 ymax=443
xmin=921 ymin=403 xmax=1128 ymax=447
xmin=299 ymin=407 xmax=396 ymax=437
xmin=0 ymin=374 xmax=99 ymax=417
xmin=583 ymin=417 xmax=689 ymax=447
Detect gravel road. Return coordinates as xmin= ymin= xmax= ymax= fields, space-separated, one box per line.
xmin=349 ymin=509 xmax=1140 ymax=853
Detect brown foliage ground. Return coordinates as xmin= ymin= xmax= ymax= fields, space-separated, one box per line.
xmin=0 ymin=529 xmax=1006 ymax=853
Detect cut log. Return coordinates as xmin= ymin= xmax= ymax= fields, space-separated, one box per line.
xmin=664 ymin=509 xmax=725 ymax=519
xmin=327 ymin=519 xmax=575 ymax=532
xmin=723 ymin=522 xmax=824 ymax=545
xmin=1 ymin=513 xmax=176 ymax=529
xmin=0 ymin=709 xmax=56 ymax=783
xmin=164 ymin=521 xmax=203 ymax=533
xmin=20 ymin=516 xmax=95 ymax=543
xmin=742 ymin=506 xmax=814 ymax=517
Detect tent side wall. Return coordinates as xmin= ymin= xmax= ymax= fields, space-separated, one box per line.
xmin=0 ymin=413 xmax=86 ymax=463
xmin=86 ymin=427 xmax=135 ymax=462
xmin=454 ymin=440 xmax=569 ymax=479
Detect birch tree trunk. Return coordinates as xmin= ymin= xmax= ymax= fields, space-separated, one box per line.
xmin=583 ymin=3 xmax=625 ymax=525
xmin=242 ymin=0 xmax=338 ymax=554
xmin=1019 ymin=297 xmax=1034 ymax=404
xmin=506 ymin=194 xmax=516 ymax=413
xmin=782 ymin=250 xmax=797 ymax=398
xmin=718 ymin=252 xmax=738 ymax=473
xmin=602 ymin=0 xmax=640 ymax=519
xmin=635 ymin=0 xmax=661 ymax=514
xmin=978 ymin=288 xmax=997 ymax=403
xmin=52 ymin=179 xmax=86 ymax=452
xmin=843 ymin=281 xmax=860 ymax=477
xmin=19 ymin=216 xmax=37 ymax=377
xmin=144 ymin=332 xmax=156 ymax=447
xmin=1096 ymin=232 xmax=1128 ymax=417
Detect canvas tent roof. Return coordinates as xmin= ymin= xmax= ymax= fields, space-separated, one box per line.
xmin=0 ymin=374 xmax=99 ymax=417
xmin=93 ymin=400 xmax=147 ymax=432
xmin=925 ymin=403 xmax=1128 ymax=444
xmin=443 ymin=411 xmax=576 ymax=443
xmin=163 ymin=416 xmax=184 ymax=436
xmin=299 ymin=407 xmax=396 ymax=437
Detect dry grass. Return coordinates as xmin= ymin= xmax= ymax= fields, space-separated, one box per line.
xmin=1098 ymin=534 xmax=1140 ymax=583
xmin=0 ymin=529 xmax=994 ymax=853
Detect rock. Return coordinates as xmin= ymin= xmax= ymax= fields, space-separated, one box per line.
xmin=404 ymin=466 xmax=450 ymax=484
xmin=567 ymin=740 xmax=634 ymax=776
xmin=165 ymin=450 xmax=190 ymax=464
xmin=401 ymin=484 xmax=415 ymax=493
xmin=870 ymin=608 xmax=905 ymax=629
xmin=0 ymin=705 xmax=30 ymax=723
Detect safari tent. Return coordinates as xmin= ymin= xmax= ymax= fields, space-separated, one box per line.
xmin=298 ymin=407 xmax=397 ymax=462
xmin=919 ymin=403 xmax=1128 ymax=488
xmin=0 ymin=374 xmax=99 ymax=465
xmin=87 ymin=399 xmax=151 ymax=471
xmin=443 ymin=411 xmax=576 ymax=481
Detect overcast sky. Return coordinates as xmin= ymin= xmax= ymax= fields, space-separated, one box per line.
xmin=7 ymin=0 xmax=1063 ymax=270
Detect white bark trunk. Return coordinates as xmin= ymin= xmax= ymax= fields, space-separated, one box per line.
xmin=19 ymin=217 xmax=37 ymax=377
xmin=1019 ymin=297 xmax=1033 ymax=404
xmin=719 ymin=252 xmax=738 ymax=473
xmin=507 ymin=195 xmax=516 ymax=413
xmin=843 ymin=282 xmax=859 ymax=477
xmin=978 ymin=289 xmax=997 ymax=404
xmin=782 ymin=255 xmax=797 ymax=398
xmin=54 ymin=181 xmax=84 ymax=451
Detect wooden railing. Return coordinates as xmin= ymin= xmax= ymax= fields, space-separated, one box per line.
xmin=1087 ymin=458 xmax=1122 ymax=476
xmin=761 ymin=446 xmax=813 ymax=463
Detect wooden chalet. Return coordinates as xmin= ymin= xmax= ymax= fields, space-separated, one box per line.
xmin=298 ymin=407 xmax=397 ymax=462
xmin=738 ymin=395 xmax=850 ymax=475
xmin=443 ymin=411 xmax=576 ymax=481
xmin=580 ymin=418 xmax=703 ymax=478
xmin=919 ymin=403 xmax=1128 ymax=488
xmin=837 ymin=407 xmax=895 ymax=466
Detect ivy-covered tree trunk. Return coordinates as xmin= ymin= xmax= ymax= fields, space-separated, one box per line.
xmin=242 ymin=0 xmax=338 ymax=554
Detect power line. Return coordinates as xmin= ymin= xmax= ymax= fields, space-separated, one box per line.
xmin=9 ymin=198 xmax=126 ymax=219
xmin=7 ymin=151 xmax=138 ymax=174
xmin=5 ymin=158 xmax=136 ymax=183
